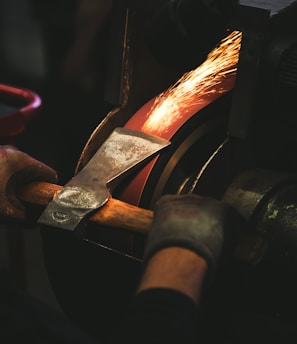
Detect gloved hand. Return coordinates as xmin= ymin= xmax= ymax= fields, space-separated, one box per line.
xmin=144 ymin=193 xmax=239 ymax=281
xmin=0 ymin=145 xmax=58 ymax=221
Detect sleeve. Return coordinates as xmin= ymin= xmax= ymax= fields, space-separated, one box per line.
xmin=0 ymin=268 xmax=100 ymax=344
xmin=111 ymin=288 xmax=200 ymax=344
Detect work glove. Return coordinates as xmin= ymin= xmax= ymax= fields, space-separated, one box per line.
xmin=144 ymin=193 xmax=240 ymax=281
xmin=0 ymin=145 xmax=58 ymax=222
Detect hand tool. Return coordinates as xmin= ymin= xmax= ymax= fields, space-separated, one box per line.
xmin=37 ymin=127 xmax=170 ymax=234
xmin=19 ymin=181 xmax=153 ymax=235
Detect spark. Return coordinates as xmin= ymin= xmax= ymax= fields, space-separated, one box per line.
xmin=141 ymin=30 xmax=242 ymax=135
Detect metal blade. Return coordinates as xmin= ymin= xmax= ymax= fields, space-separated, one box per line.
xmin=38 ymin=127 xmax=170 ymax=233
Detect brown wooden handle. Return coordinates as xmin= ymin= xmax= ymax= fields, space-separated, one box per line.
xmin=19 ymin=182 xmax=152 ymax=235
xmin=18 ymin=182 xmax=254 ymax=263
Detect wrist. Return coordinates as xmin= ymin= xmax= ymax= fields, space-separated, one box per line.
xmin=137 ymin=247 xmax=208 ymax=304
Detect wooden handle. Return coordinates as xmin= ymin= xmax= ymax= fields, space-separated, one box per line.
xmin=18 ymin=182 xmax=254 ymax=262
xmin=19 ymin=182 xmax=152 ymax=235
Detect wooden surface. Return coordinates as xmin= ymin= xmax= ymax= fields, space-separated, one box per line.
xmin=19 ymin=181 xmax=152 ymax=235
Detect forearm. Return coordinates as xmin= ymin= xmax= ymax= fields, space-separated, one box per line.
xmin=137 ymin=247 xmax=208 ymax=305
xmin=112 ymin=248 xmax=206 ymax=344
xmin=112 ymin=193 xmax=229 ymax=343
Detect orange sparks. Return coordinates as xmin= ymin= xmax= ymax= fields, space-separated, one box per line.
xmin=141 ymin=30 xmax=242 ymax=135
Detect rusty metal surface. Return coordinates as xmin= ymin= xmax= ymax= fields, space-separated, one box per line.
xmin=223 ymin=168 xmax=297 ymax=221
xmin=38 ymin=127 xmax=169 ymax=232
xmin=223 ymin=168 xmax=297 ymax=264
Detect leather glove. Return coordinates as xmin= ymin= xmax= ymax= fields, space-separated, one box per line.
xmin=0 ymin=145 xmax=58 ymax=222
xmin=144 ymin=194 xmax=239 ymax=281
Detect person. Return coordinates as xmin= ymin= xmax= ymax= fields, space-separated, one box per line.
xmin=0 ymin=145 xmax=58 ymax=222
xmin=0 ymin=144 xmax=237 ymax=343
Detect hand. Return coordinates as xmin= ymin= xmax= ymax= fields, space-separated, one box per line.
xmin=0 ymin=145 xmax=58 ymax=221
xmin=144 ymin=193 xmax=240 ymax=281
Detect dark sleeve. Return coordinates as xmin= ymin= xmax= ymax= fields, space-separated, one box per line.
xmin=111 ymin=288 xmax=200 ymax=344
xmin=0 ymin=268 xmax=100 ymax=344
